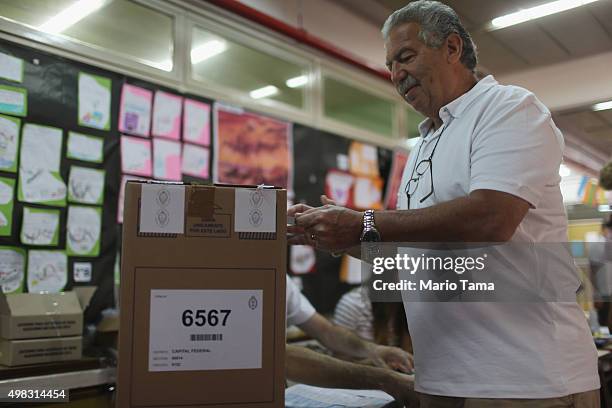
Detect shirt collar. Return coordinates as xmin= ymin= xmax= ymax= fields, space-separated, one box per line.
xmin=416 ymin=75 xmax=498 ymax=136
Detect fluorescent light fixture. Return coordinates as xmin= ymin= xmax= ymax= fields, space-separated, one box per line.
xmin=39 ymin=0 xmax=108 ymax=34
xmin=191 ymin=40 xmax=227 ymax=64
xmin=249 ymin=85 xmax=278 ymax=99
xmin=559 ymin=164 xmax=571 ymax=177
xmin=490 ymin=0 xmax=601 ymax=30
xmin=598 ymin=204 xmax=612 ymax=212
xmin=593 ymin=100 xmax=612 ymax=111
xmin=286 ymin=75 xmax=308 ymax=88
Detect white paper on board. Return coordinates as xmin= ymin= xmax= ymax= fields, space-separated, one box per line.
xmin=67 ymin=206 xmax=101 ymax=255
xmin=67 ymin=132 xmax=104 ymax=162
xmin=0 ymin=248 xmax=25 ymax=293
xmin=27 ymin=251 xmax=67 ymax=293
xmin=20 ymin=124 xmax=62 ymax=171
xmin=0 ymin=53 xmax=23 ymax=82
xmin=0 ymin=115 xmax=19 ymax=169
xmin=79 ymin=73 xmax=111 ymax=129
xmin=21 ymin=207 xmax=59 ymax=246
xmin=68 ymin=166 xmax=105 ymax=204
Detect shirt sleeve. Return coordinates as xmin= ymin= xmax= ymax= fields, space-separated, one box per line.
xmin=333 ymin=290 xmax=362 ymax=331
xmin=285 ymin=275 xmax=316 ymax=327
xmin=469 ymin=92 xmax=563 ymax=208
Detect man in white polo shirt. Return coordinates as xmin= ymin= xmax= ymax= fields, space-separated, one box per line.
xmin=288 ymin=1 xmax=600 ymax=406
xmin=284 ymin=274 xmax=418 ymax=405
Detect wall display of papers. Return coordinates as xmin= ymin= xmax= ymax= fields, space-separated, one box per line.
xmin=78 ymin=72 xmax=111 ymax=131
xmin=0 ymin=246 xmax=25 ymax=294
xmin=384 ymin=149 xmax=409 ymax=210
xmin=0 ymin=114 xmax=20 ymax=172
xmin=152 ymin=91 xmax=182 ymax=140
xmin=183 ymin=99 xmax=210 ymax=146
xmin=214 ymin=104 xmax=293 ymax=191
xmin=121 ymin=135 xmax=152 ymax=177
xmin=117 ymin=175 xmax=147 ymax=224
xmin=0 ymin=177 xmax=15 ymax=236
xmin=0 ymin=84 xmax=27 ymax=117
xmin=118 ymin=84 xmax=152 ymax=137
xmin=27 ymin=250 xmax=67 ymax=293
xmin=67 ymin=132 xmax=104 ymax=163
xmin=18 ymin=123 xmax=66 ymax=206
xmin=0 ymin=52 xmax=24 ymax=83
xmin=181 ymin=144 xmax=209 ymax=179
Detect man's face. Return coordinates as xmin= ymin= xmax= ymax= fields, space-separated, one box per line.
xmin=385 ymin=22 xmax=451 ymax=118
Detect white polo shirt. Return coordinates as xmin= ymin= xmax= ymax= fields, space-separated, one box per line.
xmin=286 ymin=275 xmax=316 ymax=327
xmin=397 ymin=75 xmax=599 ymax=398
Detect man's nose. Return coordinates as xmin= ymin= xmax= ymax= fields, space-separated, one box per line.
xmin=391 ymin=63 xmax=406 ymax=84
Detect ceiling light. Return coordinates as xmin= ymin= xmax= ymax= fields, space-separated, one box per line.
xmin=559 ymin=164 xmax=571 ymax=177
xmin=286 ymin=75 xmax=308 ymax=88
xmin=39 ymin=0 xmax=109 ymax=34
xmin=249 ymin=85 xmax=278 ymax=99
xmin=593 ymin=100 xmax=612 ymax=111
xmin=598 ymin=204 xmax=612 ymax=212
xmin=490 ymin=0 xmax=601 ymax=30
xmin=191 ymin=40 xmax=227 ymax=64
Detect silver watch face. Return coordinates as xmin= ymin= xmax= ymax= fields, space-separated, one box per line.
xmin=361 ymin=228 xmax=381 ymax=242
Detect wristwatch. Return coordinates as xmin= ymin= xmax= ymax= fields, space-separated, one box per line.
xmin=360 ymin=209 xmax=381 ymax=242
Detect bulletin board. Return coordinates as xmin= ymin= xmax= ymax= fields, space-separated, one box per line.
xmin=0 ymin=37 xmax=394 ymax=322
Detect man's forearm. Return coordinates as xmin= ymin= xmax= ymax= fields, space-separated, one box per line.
xmin=286 ymin=345 xmax=387 ymax=390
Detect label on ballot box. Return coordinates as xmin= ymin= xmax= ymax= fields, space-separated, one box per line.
xmin=148 ymin=289 xmax=263 ymax=372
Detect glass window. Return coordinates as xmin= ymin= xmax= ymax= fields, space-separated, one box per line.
xmin=405 ymin=107 xmax=425 ymax=139
xmin=0 ymin=0 xmax=174 ymax=71
xmin=323 ymin=75 xmax=394 ymax=137
xmin=191 ymin=27 xmax=307 ymax=109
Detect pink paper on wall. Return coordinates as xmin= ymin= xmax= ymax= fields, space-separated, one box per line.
xmin=183 ymin=99 xmax=210 ymax=146
xmin=117 ymin=175 xmax=148 ymax=223
xmin=118 ymin=84 xmax=152 ymax=137
xmin=152 ymin=91 xmax=182 ymax=140
xmin=120 ymin=135 xmax=152 ymax=177
xmin=153 ymin=138 xmax=182 ymax=181
xmin=181 ymin=143 xmax=210 ymax=179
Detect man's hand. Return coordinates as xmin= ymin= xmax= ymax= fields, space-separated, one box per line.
xmin=293 ymin=195 xmax=363 ymax=252
xmin=382 ymin=371 xmax=418 ymax=407
xmin=370 ymin=344 xmax=414 ymax=373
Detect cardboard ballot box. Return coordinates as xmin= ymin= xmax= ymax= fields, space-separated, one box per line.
xmin=118 ymin=181 xmax=286 ymax=408
xmin=0 ymin=336 xmax=82 ymax=366
xmin=0 ymin=291 xmax=83 ymax=340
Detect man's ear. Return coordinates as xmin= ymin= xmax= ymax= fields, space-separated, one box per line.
xmin=445 ymin=33 xmax=463 ymax=65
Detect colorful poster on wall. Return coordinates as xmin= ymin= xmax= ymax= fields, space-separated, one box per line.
xmin=152 ymin=91 xmax=182 ymax=140
xmin=183 ymin=99 xmax=210 ymax=146
xmin=181 ymin=143 xmax=209 ymax=179
xmin=153 ymin=138 xmax=181 ymax=181
xmin=118 ymin=84 xmax=152 ymax=137
xmin=0 ymin=246 xmax=25 ymax=293
xmin=0 ymin=177 xmax=15 ymax=236
xmin=78 ymin=72 xmax=111 ymax=130
xmin=18 ymin=124 xmax=66 ymax=206
xmin=384 ymin=149 xmax=409 ymax=210
xmin=214 ymin=104 xmax=293 ymax=191
xmin=353 ymin=176 xmax=384 ymax=210
xmin=349 ymin=141 xmax=379 ymax=177
xmin=27 ymin=250 xmax=67 ymax=293
xmin=290 ymin=245 xmax=316 ymax=275
xmin=0 ymin=84 xmax=27 ymax=117
xmin=121 ymin=135 xmax=152 ymax=177
xmin=325 ymin=170 xmax=354 ymax=207
xmin=0 ymin=114 xmax=20 ymax=172
xmin=20 ymin=206 xmax=60 ymax=246
xmin=0 ymin=52 xmax=24 ymax=83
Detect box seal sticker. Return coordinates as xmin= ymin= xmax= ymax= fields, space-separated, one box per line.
xmin=139 ymin=184 xmax=185 ymax=235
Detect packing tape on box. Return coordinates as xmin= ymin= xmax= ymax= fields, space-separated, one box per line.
xmin=187 ymin=186 xmax=215 ymax=220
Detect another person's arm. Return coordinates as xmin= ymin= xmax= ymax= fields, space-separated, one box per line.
xmin=299 ymin=313 xmax=413 ymax=373
xmin=286 ymin=344 xmax=417 ymax=406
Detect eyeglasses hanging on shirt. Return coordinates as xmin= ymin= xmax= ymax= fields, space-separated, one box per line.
xmin=404 ymin=124 xmax=446 ymax=209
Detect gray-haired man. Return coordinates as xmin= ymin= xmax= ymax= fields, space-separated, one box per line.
xmin=289 ymin=1 xmax=600 ymax=407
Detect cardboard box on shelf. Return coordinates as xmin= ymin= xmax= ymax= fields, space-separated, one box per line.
xmin=0 ymin=336 xmax=82 ymax=366
xmin=0 ymin=292 xmax=83 ymax=340
xmin=117 ymin=181 xmax=286 ymax=408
